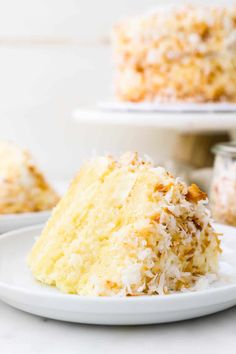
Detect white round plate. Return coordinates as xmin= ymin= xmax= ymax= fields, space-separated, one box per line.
xmin=73 ymin=106 xmax=236 ymax=133
xmin=0 ymin=211 xmax=51 ymax=234
xmin=0 ymin=224 xmax=235 ymax=325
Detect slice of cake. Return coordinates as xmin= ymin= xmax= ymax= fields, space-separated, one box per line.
xmin=28 ymin=153 xmax=220 ymax=296
xmin=112 ymin=4 xmax=236 ymax=102
xmin=0 ymin=141 xmax=59 ymax=214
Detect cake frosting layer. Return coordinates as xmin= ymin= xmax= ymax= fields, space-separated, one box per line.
xmin=28 ymin=153 xmax=220 ymax=296
xmin=112 ymin=4 xmax=236 ymax=102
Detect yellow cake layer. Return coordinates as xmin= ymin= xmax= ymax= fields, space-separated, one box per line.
xmin=28 ymin=153 xmax=220 ymax=296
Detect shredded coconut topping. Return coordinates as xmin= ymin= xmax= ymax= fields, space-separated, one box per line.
xmin=112 ymin=3 xmax=236 ymax=103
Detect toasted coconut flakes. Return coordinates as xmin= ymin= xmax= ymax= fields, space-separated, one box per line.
xmin=113 ymin=4 xmax=236 ymax=103
xmin=186 ymin=184 xmax=207 ymax=203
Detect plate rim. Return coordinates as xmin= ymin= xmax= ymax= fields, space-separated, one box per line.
xmin=0 ymin=210 xmax=51 ymax=221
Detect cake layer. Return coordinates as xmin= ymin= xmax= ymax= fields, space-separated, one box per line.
xmin=28 ymin=153 xmax=220 ymax=296
xmin=112 ymin=4 xmax=236 ymax=102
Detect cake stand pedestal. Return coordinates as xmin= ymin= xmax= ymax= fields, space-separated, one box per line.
xmin=173 ymin=132 xmax=230 ymax=169
xmin=73 ymin=107 xmax=236 ymax=186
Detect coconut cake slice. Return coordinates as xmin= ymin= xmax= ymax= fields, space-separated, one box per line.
xmin=28 ymin=153 xmax=220 ymax=296
xmin=0 ymin=141 xmax=59 ymax=214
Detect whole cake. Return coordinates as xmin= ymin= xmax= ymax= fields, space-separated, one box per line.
xmin=28 ymin=153 xmax=220 ymax=296
xmin=112 ymin=4 xmax=236 ymax=102
xmin=0 ymin=141 xmax=59 ymax=214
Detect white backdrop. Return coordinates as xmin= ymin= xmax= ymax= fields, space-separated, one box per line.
xmin=0 ymin=0 xmax=233 ymax=181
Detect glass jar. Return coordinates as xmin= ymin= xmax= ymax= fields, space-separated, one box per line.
xmin=210 ymin=142 xmax=236 ymax=226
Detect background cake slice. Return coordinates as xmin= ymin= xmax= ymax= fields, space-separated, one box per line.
xmin=0 ymin=141 xmax=59 ymax=214
xmin=28 ymin=153 xmax=220 ymax=296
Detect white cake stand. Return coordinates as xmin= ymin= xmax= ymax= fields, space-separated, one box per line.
xmin=73 ymin=103 xmax=236 ymax=186
xmin=74 ymin=103 xmax=236 ymax=133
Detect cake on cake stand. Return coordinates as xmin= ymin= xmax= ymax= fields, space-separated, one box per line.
xmin=74 ymin=3 xmax=236 ymax=188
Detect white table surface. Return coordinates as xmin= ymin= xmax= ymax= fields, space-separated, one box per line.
xmin=1 ymin=300 xmax=235 ymax=354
